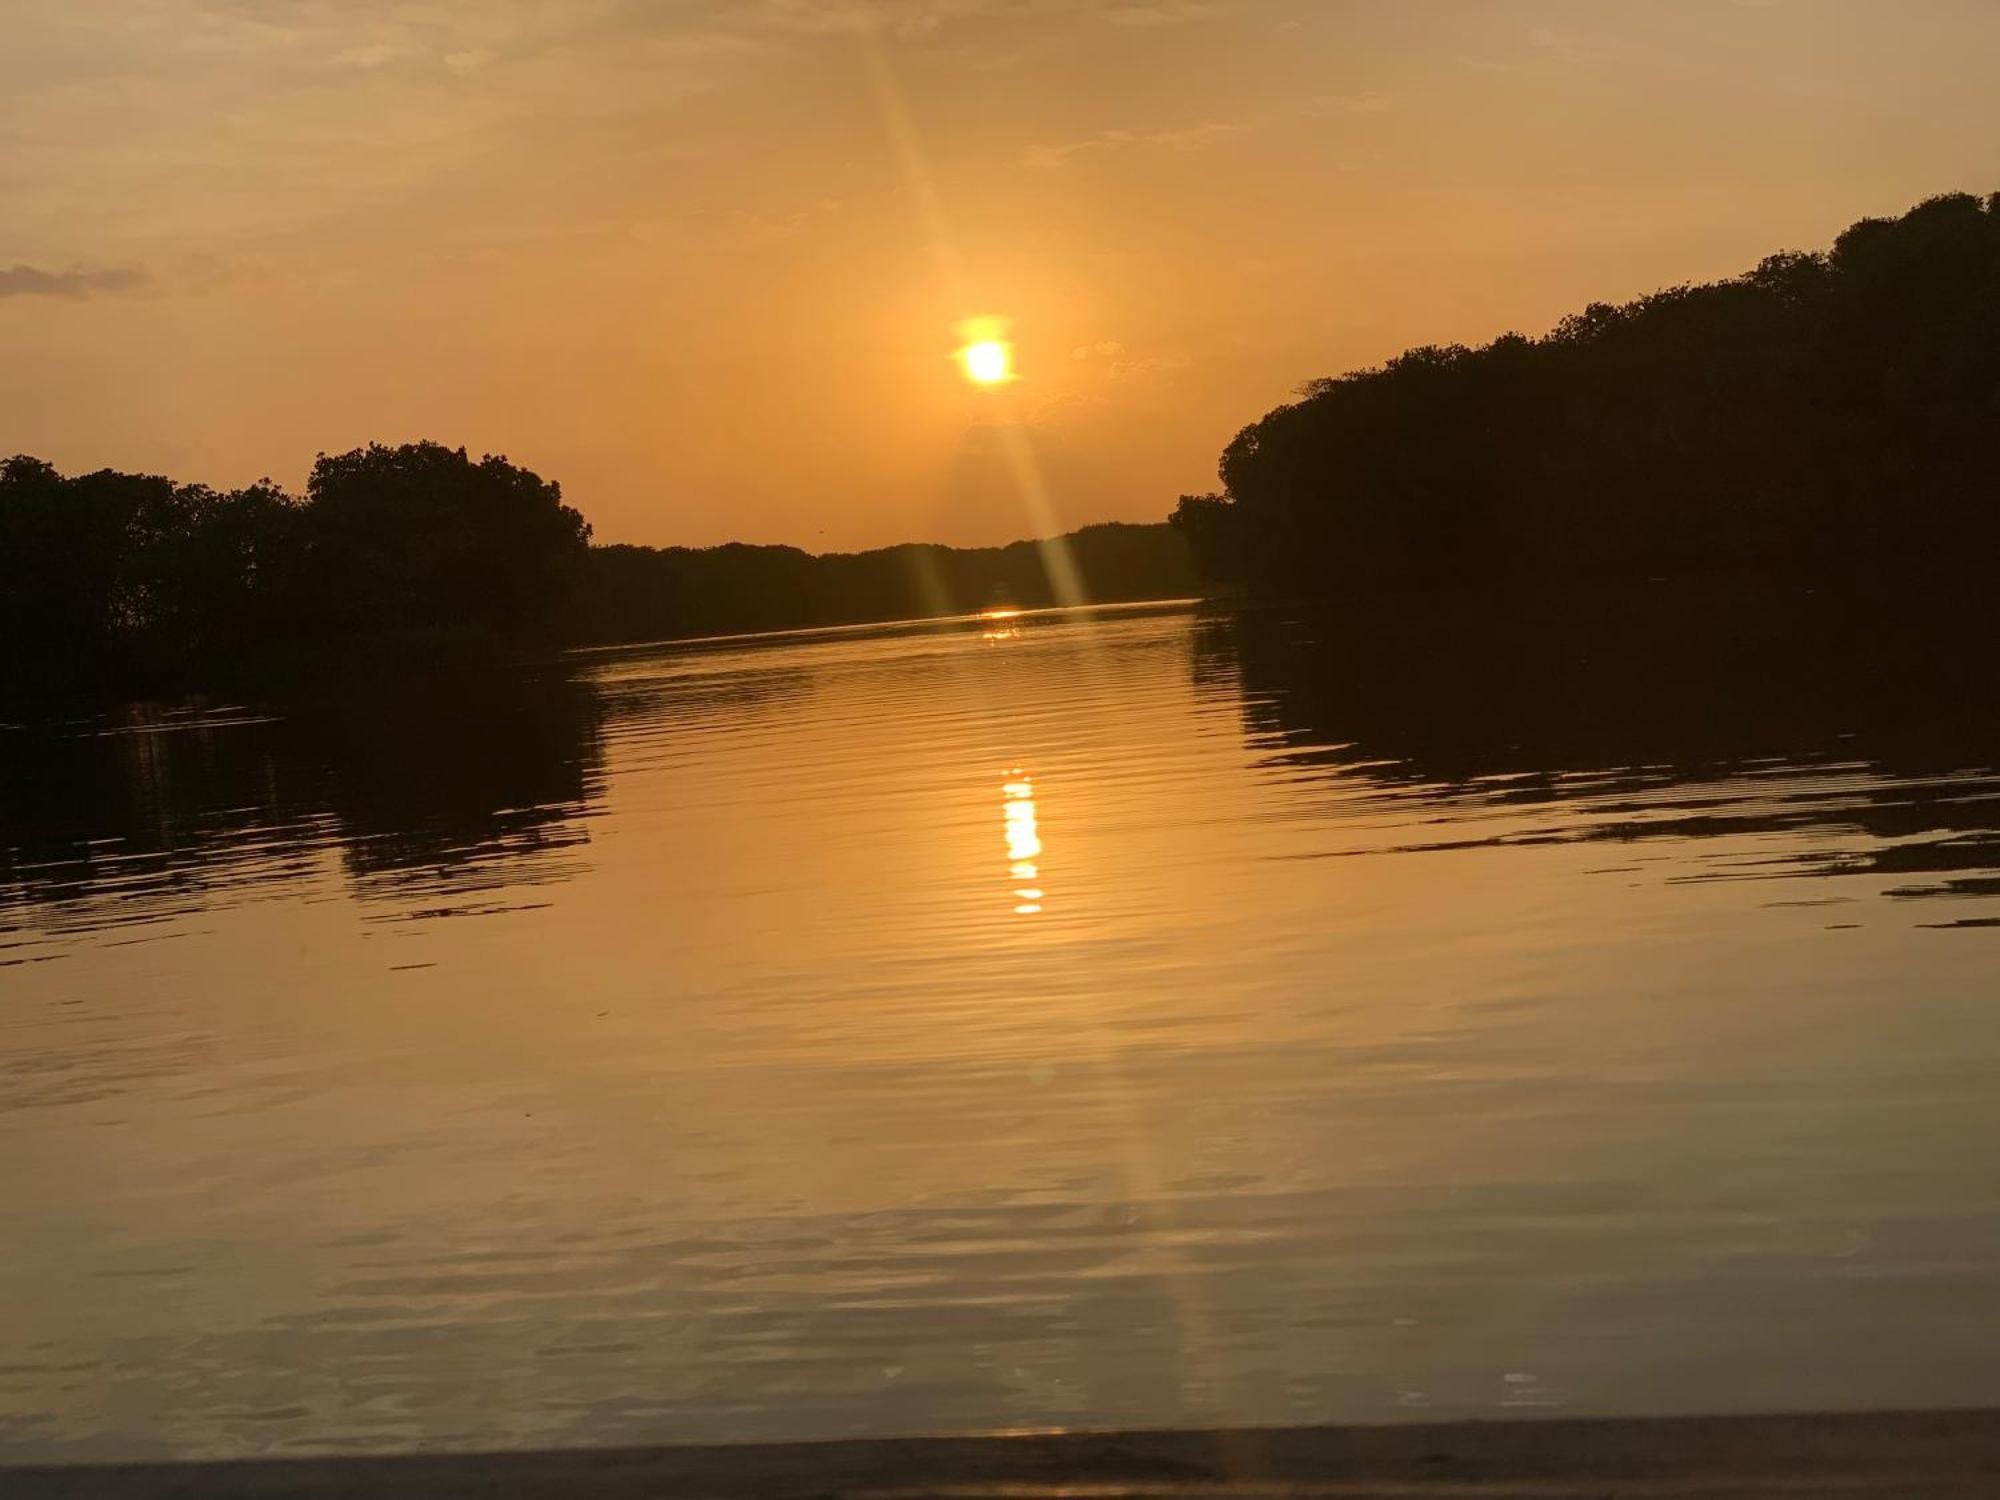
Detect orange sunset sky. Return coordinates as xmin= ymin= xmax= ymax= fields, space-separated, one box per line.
xmin=4 ymin=0 xmax=1997 ymax=550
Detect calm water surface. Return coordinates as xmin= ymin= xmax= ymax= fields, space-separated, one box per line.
xmin=4 ymin=598 xmax=2000 ymax=1460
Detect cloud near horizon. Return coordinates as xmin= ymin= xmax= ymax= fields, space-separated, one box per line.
xmin=1023 ymin=119 xmax=1252 ymax=170
xmin=0 ymin=266 xmax=148 ymax=300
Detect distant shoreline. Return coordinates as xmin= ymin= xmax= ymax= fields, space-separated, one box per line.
xmin=8 ymin=1407 xmax=1997 ymax=1497
xmin=0 ymin=441 xmax=1201 ymax=707
xmin=566 ymin=593 xmax=1204 ymax=658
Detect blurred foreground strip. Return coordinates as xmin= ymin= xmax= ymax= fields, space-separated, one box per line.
xmin=6 ymin=1409 xmax=1997 ymax=1498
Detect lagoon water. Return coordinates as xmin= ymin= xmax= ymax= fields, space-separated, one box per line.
xmin=4 ymin=598 xmax=2000 ymax=1461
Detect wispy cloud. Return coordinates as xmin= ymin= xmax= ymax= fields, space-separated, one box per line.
xmin=1302 ymin=90 xmax=1394 ymax=118
xmin=1463 ymin=25 xmax=1610 ymax=74
xmin=1108 ymin=351 xmax=1191 ymax=380
xmin=1530 ymin=27 xmax=1610 ymax=67
xmin=732 ymin=0 xmax=1003 ymax=38
xmin=0 ymin=265 xmax=148 ymax=299
xmin=1068 ymin=338 xmax=1189 ymax=381
xmin=1025 ymin=119 xmax=1250 ymax=170
xmin=718 ymin=0 xmax=1216 ymax=39
xmin=1099 ymin=0 xmax=1215 ymax=25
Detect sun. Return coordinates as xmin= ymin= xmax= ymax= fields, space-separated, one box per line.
xmin=955 ymin=318 xmax=1016 ymax=386
xmin=960 ymin=338 xmax=1013 ymax=386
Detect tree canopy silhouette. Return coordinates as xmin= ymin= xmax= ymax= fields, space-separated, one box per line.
xmin=573 ymin=523 xmax=1194 ymax=645
xmin=1 ymin=440 xmax=1195 ymax=704
xmin=296 ymin=441 xmax=590 ymax=643
xmin=1179 ymin=191 xmax=2000 ymax=595
xmin=0 ymin=455 xmax=299 ymax=697
xmin=0 ymin=443 xmax=587 ymax=700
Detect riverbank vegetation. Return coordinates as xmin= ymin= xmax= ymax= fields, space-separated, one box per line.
xmin=0 ymin=442 xmax=1193 ymax=704
xmin=1174 ymin=191 xmax=2000 ymax=594
xmin=0 ymin=443 xmax=593 ymax=702
xmin=577 ymin=524 xmax=1191 ymax=644
xmin=14 ymin=191 xmax=1995 ymax=706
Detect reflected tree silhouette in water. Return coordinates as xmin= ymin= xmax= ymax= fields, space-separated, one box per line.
xmin=312 ymin=669 xmax=604 ymax=903
xmin=0 ymin=630 xmax=844 ymax=938
xmin=1194 ymin=585 xmax=2000 ymax=909
xmin=0 ymin=666 xmax=603 ymax=932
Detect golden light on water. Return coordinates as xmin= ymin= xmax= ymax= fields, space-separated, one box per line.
xmin=1004 ymin=771 xmax=1043 ymax=915
xmin=980 ymin=607 xmax=1023 ymax=641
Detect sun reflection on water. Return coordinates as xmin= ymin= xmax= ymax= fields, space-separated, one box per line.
xmin=1003 ymin=770 xmax=1042 ymax=915
xmin=980 ymin=607 xmax=1024 ymax=644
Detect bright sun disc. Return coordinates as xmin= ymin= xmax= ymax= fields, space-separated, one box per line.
xmin=961 ymin=339 xmax=1012 ymax=385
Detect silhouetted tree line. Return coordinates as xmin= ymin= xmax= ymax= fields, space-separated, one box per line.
xmin=1175 ymin=192 xmax=2000 ymax=594
xmin=1 ymin=439 xmax=1196 ymax=703
xmin=0 ymin=442 xmax=591 ymax=700
xmin=575 ymin=524 xmax=1195 ymax=644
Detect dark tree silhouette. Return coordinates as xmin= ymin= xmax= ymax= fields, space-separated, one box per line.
xmin=1 ymin=443 xmax=590 ymax=702
xmin=1 ymin=440 xmax=1195 ymax=705
xmin=1168 ymin=493 xmax=1241 ymax=586
xmin=0 ymin=455 xmax=301 ymax=696
xmin=299 ymin=442 xmax=590 ymax=644
xmin=572 ymin=522 xmax=1196 ymax=645
xmin=1183 ymin=192 xmax=2000 ymax=595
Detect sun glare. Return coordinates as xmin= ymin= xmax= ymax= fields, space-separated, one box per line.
xmin=962 ymin=339 xmax=1012 ymax=385
xmin=956 ymin=318 xmax=1016 ymax=387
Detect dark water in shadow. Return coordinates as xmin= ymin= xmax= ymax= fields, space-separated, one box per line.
xmin=4 ymin=595 xmax=1999 ymax=1460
